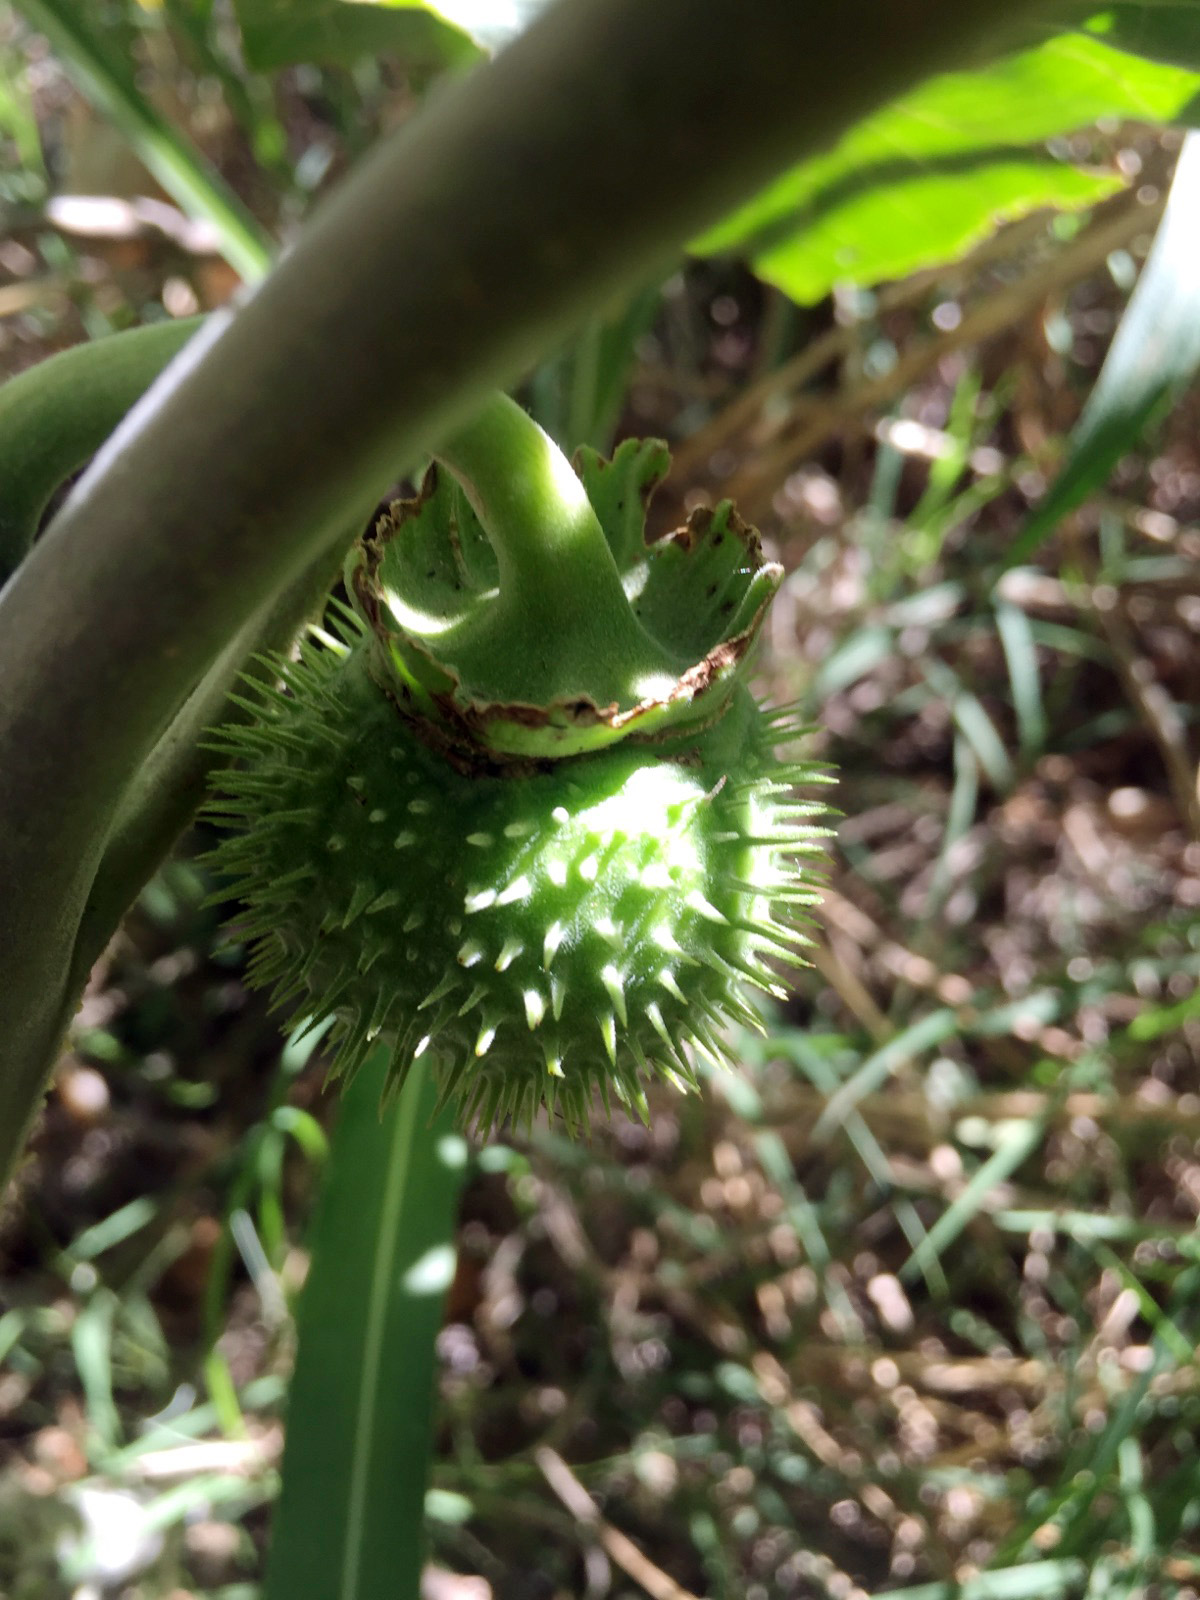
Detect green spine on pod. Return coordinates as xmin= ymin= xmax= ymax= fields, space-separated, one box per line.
xmin=206 ymin=394 xmax=834 ymax=1132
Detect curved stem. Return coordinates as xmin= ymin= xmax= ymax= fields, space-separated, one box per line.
xmin=434 ymin=393 xmax=676 ymax=706
xmin=0 ymin=318 xmax=345 ymax=1183
xmin=0 ymin=317 xmax=204 ymax=584
xmin=70 ymin=538 xmax=348 ymax=988
xmin=0 ymin=0 xmax=1056 ymax=1197
xmin=438 ymin=393 xmax=613 ymax=590
xmin=0 ymin=540 xmax=351 ymax=1191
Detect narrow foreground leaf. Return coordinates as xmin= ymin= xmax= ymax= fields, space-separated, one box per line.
xmin=14 ymin=0 xmax=273 ymax=281
xmin=868 ymin=1557 xmax=1087 ymax=1600
xmin=1009 ymin=130 xmax=1200 ymax=562
xmin=265 ymin=1050 xmax=467 ymax=1600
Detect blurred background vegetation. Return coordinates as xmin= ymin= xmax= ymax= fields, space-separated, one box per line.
xmin=2 ymin=4 xmax=1200 ymax=1598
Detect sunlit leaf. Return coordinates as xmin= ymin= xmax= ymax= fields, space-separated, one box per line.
xmin=234 ymin=0 xmax=483 ymax=72
xmin=234 ymin=0 xmax=550 ymax=70
xmin=696 ymin=35 xmax=1199 ymax=304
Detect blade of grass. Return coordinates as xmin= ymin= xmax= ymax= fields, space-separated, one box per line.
xmin=72 ymin=1287 xmax=121 ymax=1457
xmin=995 ymin=1265 xmax=1200 ymax=1565
xmin=763 ymin=1029 xmax=945 ymax=1295
xmin=1089 ymin=1241 xmax=1195 ymax=1365
xmin=754 ymin=1129 xmax=860 ymax=1334
xmin=925 ymin=731 xmax=979 ymax=916
xmin=1117 ymin=1434 xmax=1155 ymax=1567
xmin=13 ymin=0 xmax=272 ymax=281
xmin=812 ymin=1008 xmax=960 ymax=1140
xmin=106 ymin=1375 xmax=285 ymax=1470
xmin=264 ymin=1048 xmax=467 ymax=1600
xmin=908 ymin=366 xmax=983 ymax=532
xmin=64 ymin=1195 xmax=158 ymax=1264
xmin=995 ymin=599 xmax=1048 ymax=759
xmin=1127 ymin=984 xmax=1200 ymax=1040
xmin=992 ymin=1209 xmax=1198 ymax=1243
xmin=899 ymin=1111 xmax=1047 ymax=1283
xmin=866 ymin=1559 xmax=1087 ymax=1600
xmin=205 ymin=1349 xmax=246 ymax=1440
xmin=0 ymin=41 xmax=47 ymax=189
xmin=1007 ymin=130 xmax=1200 ymax=564
xmin=923 ymin=657 xmax=1014 ymax=791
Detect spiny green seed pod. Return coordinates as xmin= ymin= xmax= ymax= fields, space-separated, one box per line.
xmin=206 ymin=395 xmax=832 ymax=1132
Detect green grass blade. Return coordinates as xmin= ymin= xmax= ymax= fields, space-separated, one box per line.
xmin=63 ymin=1194 xmax=158 ymax=1264
xmin=925 ymin=731 xmax=979 ymax=914
xmin=995 ymin=599 xmax=1047 ymax=759
xmin=992 ymin=1208 xmax=1197 ymax=1244
xmin=923 ymin=657 xmax=1014 ymax=791
xmin=264 ymin=1049 xmax=467 ymax=1600
xmin=71 ymin=1287 xmax=121 ymax=1456
xmin=1007 ymin=130 xmax=1200 ymax=564
xmin=767 ymin=1029 xmax=945 ymax=1295
xmin=812 ymin=1008 xmax=960 ymax=1139
xmin=13 ymin=0 xmax=273 ymax=281
xmin=866 ymin=1558 xmax=1087 ymax=1600
xmin=899 ymin=1112 xmax=1046 ymax=1283
xmin=0 ymin=41 xmax=47 ymax=188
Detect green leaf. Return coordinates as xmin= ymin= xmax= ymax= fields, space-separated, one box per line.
xmin=1008 ymin=130 xmax=1200 ymax=563
xmin=867 ymin=1559 xmax=1087 ymax=1600
xmin=696 ymin=35 xmax=1199 ymax=304
xmin=264 ymin=1050 xmax=467 ymax=1600
xmin=234 ymin=0 xmax=484 ymax=70
xmin=1080 ymin=2 xmax=1200 ymax=70
xmin=13 ymin=0 xmax=273 ymax=282
xmin=899 ymin=1113 xmax=1047 ymax=1282
xmin=1127 ymin=980 xmax=1200 ymax=1040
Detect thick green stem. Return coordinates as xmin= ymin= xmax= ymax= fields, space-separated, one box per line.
xmin=0 ymin=317 xmax=204 ymax=583
xmin=439 ymin=393 xmax=614 ymax=593
xmin=0 ymin=541 xmax=353 ymax=1191
xmin=0 ymin=318 xmax=340 ymax=1185
xmin=71 ymin=540 xmax=348 ymax=986
xmin=432 ymin=394 xmax=677 ymax=708
xmin=0 ymin=0 xmax=1056 ymax=1195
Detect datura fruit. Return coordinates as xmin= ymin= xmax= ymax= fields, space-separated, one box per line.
xmin=207 ymin=394 xmax=832 ymax=1132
